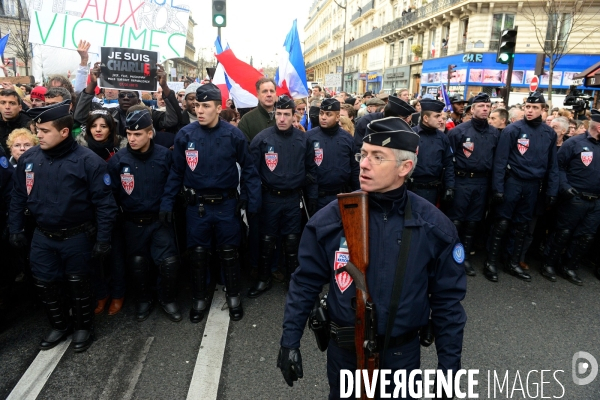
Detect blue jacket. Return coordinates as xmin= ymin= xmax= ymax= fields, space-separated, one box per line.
xmin=492 ymin=119 xmax=559 ymax=196
xmin=412 ymin=124 xmax=455 ymax=187
xmin=108 ymin=142 xmax=172 ymax=214
xmin=9 ymin=142 xmax=118 ymax=242
xmin=250 ymin=126 xmax=318 ymax=200
xmin=448 ymin=119 xmax=500 ymax=173
xmin=306 ymin=126 xmax=360 ymax=192
xmin=161 ymin=120 xmax=262 ymax=213
xmin=354 ymin=111 xmax=384 ymax=149
xmin=281 ymin=186 xmax=467 ymax=372
xmin=557 ymin=132 xmax=600 ymax=194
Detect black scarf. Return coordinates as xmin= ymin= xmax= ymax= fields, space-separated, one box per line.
xmin=370 ymin=185 xmax=407 ymax=214
xmin=127 ymin=140 xmax=154 ymax=161
xmin=86 ymin=132 xmax=116 ymax=160
xmin=275 ymin=125 xmax=294 ymax=136
xmin=471 ymin=117 xmax=488 ymax=132
xmin=321 ymin=124 xmax=340 ymax=136
xmin=419 ymin=121 xmax=437 ymax=135
xmin=525 ymin=115 xmax=542 ymax=127
xmin=43 ymin=134 xmax=76 ymax=159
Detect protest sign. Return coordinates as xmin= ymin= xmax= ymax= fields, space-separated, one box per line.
xmin=28 ymin=0 xmax=190 ymax=61
xmin=99 ymin=47 xmax=157 ymax=91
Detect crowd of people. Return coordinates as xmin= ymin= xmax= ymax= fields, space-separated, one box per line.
xmin=1 ymin=43 xmax=599 ymax=396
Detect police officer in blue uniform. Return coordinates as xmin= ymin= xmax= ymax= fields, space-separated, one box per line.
xmin=307 ymin=98 xmax=359 ymax=213
xmin=278 ymin=117 xmax=466 ymax=399
xmin=161 ymin=84 xmax=261 ymax=323
xmin=541 ymin=110 xmax=600 ymax=285
xmin=447 ymin=93 xmax=500 ymax=276
xmin=248 ymin=96 xmax=318 ymax=296
xmin=108 ymin=109 xmax=182 ymax=321
xmin=411 ymin=98 xmax=455 ymax=205
xmin=486 ymin=92 xmax=559 ymax=282
xmin=9 ymin=100 xmax=118 ymax=352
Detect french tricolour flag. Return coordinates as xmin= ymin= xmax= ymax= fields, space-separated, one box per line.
xmin=275 ymin=20 xmax=309 ymax=99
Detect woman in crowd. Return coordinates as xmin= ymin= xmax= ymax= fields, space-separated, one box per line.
xmin=7 ymin=128 xmax=38 ymax=167
xmin=292 ymin=114 xmax=305 ymax=132
xmin=76 ymin=110 xmax=127 ymax=161
xmin=220 ymin=108 xmax=239 ymax=127
xmin=339 ymin=115 xmax=355 ymax=136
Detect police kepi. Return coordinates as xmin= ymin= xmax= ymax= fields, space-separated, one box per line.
xmin=9 ymin=100 xmax=118 ymax=352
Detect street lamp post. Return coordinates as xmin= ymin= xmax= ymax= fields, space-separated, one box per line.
xmin=334 ymin=0 xmax=347 ymax=92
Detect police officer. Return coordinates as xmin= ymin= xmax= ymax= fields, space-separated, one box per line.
xmin=278 ymin=117 xmax=466 ymax=398
xmin=108 ymin=109 xmax=182 ymax=321
xmin=307 ymin=98 xmax=359 ymax=213
xmin=353 ymin=94 xmax=413 ymax=148
xmin=248 ymin=95 xmax=318 ymax=296
xmin=160 ymin=84 xmax=261 ymax=323
xmin=447 ymin=93 xmax=500 ymax=276
xmin=448 ymin=94 xmax=468 ymax=128
xmin=486 ymin=92 xmax=558 ymax=282
xmin=353 ymin=100 xmax=384 ymax=149
xmin=542 ymin=110 xmax=600 ymax=285
xmin=411 ymin=98 xmax=455 ymax=205
xmin=9 ymin=101 xmax=118 ymax=352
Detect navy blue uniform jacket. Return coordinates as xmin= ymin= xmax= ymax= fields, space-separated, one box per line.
xmin=161 ymin=120 xmax=261 ymax=213
xmin=354 ymin=111 xmax=384 ymax=149
xmin=250 ymin=126 xmax=318 ymax=200
xmin=492 ymin=119 xmax=559 ymax=196
xmin=281 ymin=187 xmax=467 ymax=372
xmin=108 ymin=143 xmax=172 ymax=213
xmin=9 ymin=142 xmax=118 ymax=242
xmin=448 ymin=120 xmax=500 ymax=172
xmin=557 ymin=132 xmax=600 ymax=194
xmin=412 ymin=125 xmax=455 ymax=187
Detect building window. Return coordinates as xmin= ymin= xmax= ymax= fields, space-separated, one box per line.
xmin=389 ymin=43 xmax=395 ymax=66
xmin=490 ymin=14 xmax=515 ymax=50
xmin=398 ymin=40 xmax=404 ymax=64
xmin=429 ymin=28 xmax=437 ymax=58
xmin=545 ymin=13 xmax=572 ymax=52
xmin=458 ymin=18 xmax=469 ymax=52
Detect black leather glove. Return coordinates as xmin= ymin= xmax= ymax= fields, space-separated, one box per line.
xmin=9 ymin=232 xmax=28 ymax=249
xmin=566 ymin=187 xmax=580 ymax=198
xmin=277 ymin=347 xmax=303 ymax=387
xmin=546 ymin=195 xmax=557 ymax=208
xmin=491 ymin=192 xmax=505 ymax=205
xmin=91 ymin=241 xmax=111 ymax=261
xmin=442 ymin=188 xmax=454 ymax=202
xmin=236 ymin=199 xmax=247 ymax=214
xmin=308 ymin=199 xmax=318 ymax=217
xmin=159 ymin=211 xmax=173 ymax=224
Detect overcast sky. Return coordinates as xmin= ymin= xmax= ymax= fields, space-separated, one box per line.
xmin=188 ymin=0 xmax=309 ymax=68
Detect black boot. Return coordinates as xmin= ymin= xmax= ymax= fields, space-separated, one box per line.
xmin=159 ymin=256 xmax=182 ymax=322
xmin=67 ymin=274 xmax=95 ymax=353
xmin=541 ymin=229 xmax=571 ymax=282
xmin=461 ymin=221 xmax=477 ymax=277
xmin=506 ymin=223 xmax=532 ymax=282
xmin=283 ymin=234 xmax=300 ymax=289
xmin=189 ymin=246 xmax=210 ymax=323
xmin=248 ymin=236 xmax=276 ymax=298
xmin=560 ymin=234 xmax=591 ymax=286
xmin=484 ymin=219 xmax=509 ymax=282
xmin=219 ymin=246 xmax=243 ymax=321
xmin=34 ymin=279 xmax=72 ymax=350
xmin=131 ymin=256 xmax=154 ymax=322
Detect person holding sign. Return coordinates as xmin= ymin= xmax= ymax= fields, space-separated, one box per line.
xmin=160 ymin=84 xmax=261 ymax=323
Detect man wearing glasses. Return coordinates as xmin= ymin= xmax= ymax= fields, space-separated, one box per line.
xmin=278 ymin=117 xmax=466 ymax=398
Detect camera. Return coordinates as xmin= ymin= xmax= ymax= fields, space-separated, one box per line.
xmin=564 ymin=86 xmax=592 ymax=115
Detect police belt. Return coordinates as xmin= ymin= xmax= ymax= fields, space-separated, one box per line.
xmin=579 ymin=192 xmax=600 ymax=201
xmin=261 ymin=184 xmax=300 ymax=197
xmin=318 ymin=187 xmax=344 ymax=197
xmin=37 ymin=221 xmax=94 ymax=241
xmin=124 ymin=212 xmax=159 ymax=224
xmin=455 ymin=170 xmax=489 ymax=179
xmin=184 ymin=188 xmax=238 ymax=205
xmin=410 ymin=179 xmax=442 ymax=189
xmin=329 ymin=321 xmax=418 ymax=351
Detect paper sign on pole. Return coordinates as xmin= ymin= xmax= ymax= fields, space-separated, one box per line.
xmin=325 ymin=73 xmax=341 ymax=88
xmin=28 ymin=0 xmax=190 ymax=61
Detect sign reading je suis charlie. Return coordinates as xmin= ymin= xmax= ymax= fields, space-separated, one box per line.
xmin=99 ymin=47 xmax=158 ymax=91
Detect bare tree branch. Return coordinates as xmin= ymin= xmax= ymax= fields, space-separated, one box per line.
xmin=4 ymin=0 xmax=31 ymax=76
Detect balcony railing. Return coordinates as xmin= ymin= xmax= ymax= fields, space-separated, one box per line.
xmin=319 ymin=36 xmax=330 ymax=46
xmin=382 ymin=0 xmax=464 ymax=36
xmin=305 ymin=43 xmax=317 ymax=54
xmin=440 ymin=47 xmax=448 ymax=57
xmin=305 ymin=48 xmax=342 ymax=69
xmin=333 ymin=25 xmax=342 ymax=37
xmin=456 ymin=41 xmax=466 ymax=53
xmin=351 ymin=0 xmax=374 ymax=23
xmin=489 ymin=40 xmax=499 ymax=51
xmin=346 ymin=28 xmax=382 ymax=52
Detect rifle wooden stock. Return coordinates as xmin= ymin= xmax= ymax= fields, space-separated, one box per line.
xmin=338 ymin=191 xmax=377 ymax=399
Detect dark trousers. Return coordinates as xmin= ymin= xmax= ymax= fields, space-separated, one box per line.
xmin=93 ymin=225 xmax=126 ymax=300
xmin=494 ymin=176 xmax=540 ymax=223
xmin=185 ymin=198 xmax=241 ymax=248
xmin=260 ymin=192 xmax=302 ymax=237
xmin=446 ymin=177 xmax=489 ymax=222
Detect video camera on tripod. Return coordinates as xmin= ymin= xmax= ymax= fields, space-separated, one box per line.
xmin=564 ymin=86 xmax=592 ymax=118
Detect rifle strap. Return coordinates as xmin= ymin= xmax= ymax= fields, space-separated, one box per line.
xmin=382 ymin=195 xmax=413 ymax=364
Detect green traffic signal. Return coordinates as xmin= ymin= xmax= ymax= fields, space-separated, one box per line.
xmin=499 ymin=53 xmax=510 ymax=62
xmin=214 ymin=15 xmax=225 ymax=26
xmin=212 ymin=0 xmax=227 ymax=27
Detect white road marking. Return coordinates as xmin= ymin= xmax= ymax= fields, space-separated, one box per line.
xmin=6 ymin=337 xmax=72 ymax=400
xmin=121 ymin=336 xmax=155 ymax=400
xmin=186 ymin=286 xmax=230 ymax=400
xmin=98 ymin=348 xmax=128 ymax=400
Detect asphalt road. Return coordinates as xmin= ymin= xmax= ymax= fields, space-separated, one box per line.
xmin=1 ymin=253 xmax=600 ymax=399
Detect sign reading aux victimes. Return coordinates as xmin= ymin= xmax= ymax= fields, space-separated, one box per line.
xmin=28 ymin=0 xmax=190 ymax=61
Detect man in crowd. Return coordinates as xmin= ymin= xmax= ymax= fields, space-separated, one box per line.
xmin=448 ymin=94 xmax=468 ymax=127
xmin=0 ymin=89 xmax=31 ymax=154
xmin=238 ymin=77 xmax=277 ymax=142
xmin=489 ymin=108 xmax=508 ymax=132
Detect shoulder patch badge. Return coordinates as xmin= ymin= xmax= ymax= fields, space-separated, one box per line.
xmin=453 ymin=243 xmax=465 ymax=264
xmin=103 ymin=173 xmax=111 ymax=186
xmin=0 ymin=156 xmax=7 ymax=168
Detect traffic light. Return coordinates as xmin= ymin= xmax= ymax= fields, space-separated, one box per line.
xmin=212 ymin=0 xmax=226 ymax=27
xmin=496 ymin=29 xmax=517 ymax=64
xmin=448 ymin=64 xmax=457 ymax=80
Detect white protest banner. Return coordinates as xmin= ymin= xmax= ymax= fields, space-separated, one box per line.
xmin=28 ymin=0 xmax=190 ymax=61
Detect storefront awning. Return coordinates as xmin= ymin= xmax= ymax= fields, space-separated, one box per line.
xmin=571 ymin=61 xmax=600 ymax=86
